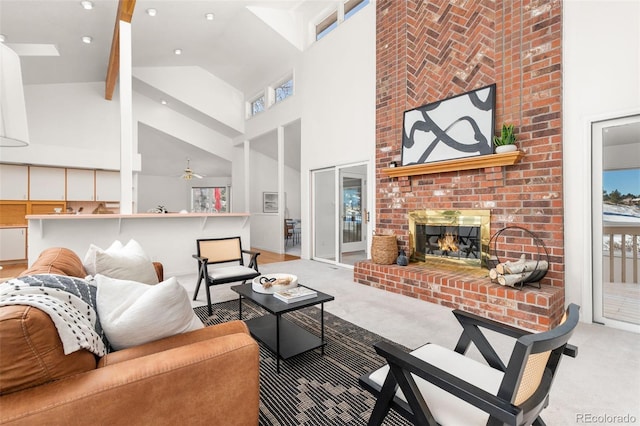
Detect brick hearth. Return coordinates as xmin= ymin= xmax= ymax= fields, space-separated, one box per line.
xmin=354 ymin=260 xmax=564 ymax=331
xmin=364 ymin=1 xmax=565 ymax=330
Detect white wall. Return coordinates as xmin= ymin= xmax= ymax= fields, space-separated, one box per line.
xmin=134 ymin=93 xmax=234 ymax=161
xmin=563 ymin=0 xmax=640 ymax=320
xmin=237 ymin=3 xmax=375 ymax=259
xmin=284 ymin=165 xmax=301 ymax=219
xmin=297 ymin=3 xmax=376 ymax=259
xmin=0 ymin=82 xmax=121 ymax=170
xmin=133 ymin=66 xmax=245 ymax=134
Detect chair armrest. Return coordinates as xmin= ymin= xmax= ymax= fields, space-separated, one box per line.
xmin=192 ymin=254 xmax=208 ymax=263
xmin=374 ymin=341 xmax=523 ymax=426
xmin=242 ymin=249 xmax=260 ymax=271
xmin=0 ymin=333 xmax=259 ymax=425
xmin=452 ymin=309 xmax=531 ymax=371
xmin=564 ymin=343 xmax=578 ymax=358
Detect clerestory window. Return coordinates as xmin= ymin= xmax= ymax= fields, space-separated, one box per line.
xmin=315 ymin=0 xmax=369 ymax=41
xmin=274 ymin=78 xmax=294 ymax=104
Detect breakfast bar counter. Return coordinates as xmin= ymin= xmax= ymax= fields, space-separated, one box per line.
xmin=26 ymin=213 xmax=251 ymax=276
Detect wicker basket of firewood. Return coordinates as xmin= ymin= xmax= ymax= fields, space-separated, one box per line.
xmin=371 ymin=233 xmax=398 ymax=265
xmin=488 ymin=226 xmax=549 ymax=289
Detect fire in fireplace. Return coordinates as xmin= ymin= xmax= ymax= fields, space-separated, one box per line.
xmin=409 ymin=209 xmax=491 ymax=267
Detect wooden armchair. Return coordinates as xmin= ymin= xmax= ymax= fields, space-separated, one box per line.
xmin=192 ymin=237 xmax=261 ymax=315
xmin=360 ymin=304 xmax=580 ymax=426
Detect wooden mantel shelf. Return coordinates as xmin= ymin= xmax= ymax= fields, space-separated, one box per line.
xmin=382 ymin=150 xmax=524 ymax=177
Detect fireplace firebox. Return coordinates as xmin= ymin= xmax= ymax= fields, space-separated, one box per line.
xmin=409 ymin=209 xmax=491 ymax=267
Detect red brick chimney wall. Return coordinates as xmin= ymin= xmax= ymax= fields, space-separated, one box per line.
xmin=359 ymin=0 xmax=564 ymax=330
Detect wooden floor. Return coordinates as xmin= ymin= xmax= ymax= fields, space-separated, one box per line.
xmin=252 ymin=248 xmax=300 ymax=264
xmin=0 ymin=262 xmax=27 ymax=280
xmin=0 ymin=248 xmax=296 ymax=280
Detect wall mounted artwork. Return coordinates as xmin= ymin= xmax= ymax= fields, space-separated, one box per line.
xmin=263 ymin=192 xmax=279 ymax=213
xmin=401 ymin=84 xmax=496 ymax=166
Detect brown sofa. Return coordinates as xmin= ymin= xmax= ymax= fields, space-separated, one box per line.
xmin=0 ymin=247 xmax=259 ymax=425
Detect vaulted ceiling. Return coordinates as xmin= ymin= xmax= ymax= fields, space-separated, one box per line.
xmin=0 ymin=0 xmax=330 ymax=177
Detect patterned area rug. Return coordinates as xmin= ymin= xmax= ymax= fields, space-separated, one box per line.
xmin=194 ymin=301 xmax=411 ymax=426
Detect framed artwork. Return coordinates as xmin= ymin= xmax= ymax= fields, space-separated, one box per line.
xmin=263 ymin=192 xmax=279 ymax=213
xmin=401 ymin=84 xmax=496 ymax=166
xmin=191 ymin=187 xmax=229 ymax=213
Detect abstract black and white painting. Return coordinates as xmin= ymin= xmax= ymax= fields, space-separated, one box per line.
xmin=401 ymin=84 xmax=496 ymax=166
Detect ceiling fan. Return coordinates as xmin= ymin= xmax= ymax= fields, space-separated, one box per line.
xmin=181 ymin=158 xmax=204 ymax=180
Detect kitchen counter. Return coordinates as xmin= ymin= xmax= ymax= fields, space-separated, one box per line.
xmin=26 ymin=213 xmax=251 ymax=276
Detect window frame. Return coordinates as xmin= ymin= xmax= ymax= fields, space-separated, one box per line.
xmin=273 ymin=75 xmax=294 ymax=105
xmin=247 ymin=92 xmax=266 ymax=118
xmin=314 ymin=0 xmax=369 ymax=41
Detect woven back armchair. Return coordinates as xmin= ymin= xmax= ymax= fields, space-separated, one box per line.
xmin=360 ymin=304 xmax=580 ymax=426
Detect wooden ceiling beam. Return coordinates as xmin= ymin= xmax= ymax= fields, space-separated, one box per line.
xmin=105 ymin=0 xmax=136 ymax=100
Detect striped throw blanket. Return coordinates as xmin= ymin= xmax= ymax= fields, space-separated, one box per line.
xmin=0 ymin=274 xmax=108 ymax=356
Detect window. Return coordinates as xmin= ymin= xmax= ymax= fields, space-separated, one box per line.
xmin=274 ymin=78 xmax=293 ymax=103
xmin=250 ymin=95 xmax=265 ymax=116
xmin=316 ymin=10 xmax=338 ymax=41
xmin=314 ymin=0 xmax=369 ymax=41
xmin=345 ymin=0 xmax=369 ymax=20
xmin=191 ymin=187 xmax=230 ymax=213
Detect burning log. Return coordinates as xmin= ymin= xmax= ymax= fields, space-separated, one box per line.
xmin=438 ymin=233 xmax=459 ymax=253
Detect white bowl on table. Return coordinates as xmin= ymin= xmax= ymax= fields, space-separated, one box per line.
xmin=252 ymin=273 xmax=298 ymax=294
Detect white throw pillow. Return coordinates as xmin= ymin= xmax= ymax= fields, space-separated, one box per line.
xmin=84 ymin=239 xmax=158 ymax=284
xmin=83 ymin=240 xmax=123 ymax=276
xmin=96 ymin=274 xmax=203 ymax=350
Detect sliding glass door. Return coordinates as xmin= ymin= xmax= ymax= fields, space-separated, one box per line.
xmin=592 ymin=114 xmax=640 ymax=332
xmin=312 ymin=163 xmax=369 ymax=266
xmin=312 ymin=168 xmax=336 ymax=261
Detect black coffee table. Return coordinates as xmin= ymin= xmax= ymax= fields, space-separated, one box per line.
xmin=230 ymin=283 xmax=334 ymax=373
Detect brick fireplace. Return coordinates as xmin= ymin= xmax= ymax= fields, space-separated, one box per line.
xmin=354 ymin=0 xmax=565 ymax=331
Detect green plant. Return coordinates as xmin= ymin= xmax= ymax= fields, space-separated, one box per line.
xmin=493 ymin=124 xmax=517 ymax=146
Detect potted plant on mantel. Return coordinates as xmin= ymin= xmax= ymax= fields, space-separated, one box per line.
xmin=493 ymin=123 xmax=518 ymax=154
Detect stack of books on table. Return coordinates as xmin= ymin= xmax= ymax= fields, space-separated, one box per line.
xmin=273 ymin=286 xmax=317 ymax=303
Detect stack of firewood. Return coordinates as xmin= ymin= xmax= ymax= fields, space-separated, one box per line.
xmin=489 ymin=254 xmax=548 ymax=287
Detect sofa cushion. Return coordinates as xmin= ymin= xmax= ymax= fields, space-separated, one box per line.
xmin=18 ymin=247 xmax=86 ymax=278
xmin=0 ymin=305 xmax=96 ymax=395
xmin=84 ymin=240 xmax=159 ymax=284
xmin=96 ymin=275 xmax=203 ymax=350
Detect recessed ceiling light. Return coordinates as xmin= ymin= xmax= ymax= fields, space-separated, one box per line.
xmin=174 ymin=48 xmax=182 ymax=55
xmin=146 ymin=8 xmax=157 ymax=17
xmin=161 ymin=100 xmax=168 ymax=105
xmin=205 ymin=13 xmax=214 ymax=21
xmin=81 ymin=36 xmax=93 ymax=44
xmin=80 ymin=1 xmax=93 ymax=10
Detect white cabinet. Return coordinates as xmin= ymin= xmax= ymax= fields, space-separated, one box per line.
xmin=66 ymin=169 xmax=95 ymax=201
xmin=95 ymin=170 xmax=120 ymax=201
xmin=29 ymin=167 xmax=65 ymax=200
xmin=0 ymin=164 xmax=28 ymax=200
xmin=0 ymin=228 xmax=27 ymax=261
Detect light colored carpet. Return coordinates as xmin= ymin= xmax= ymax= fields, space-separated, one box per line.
xmin=176 ymin=259 xmax=640 ymax=425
